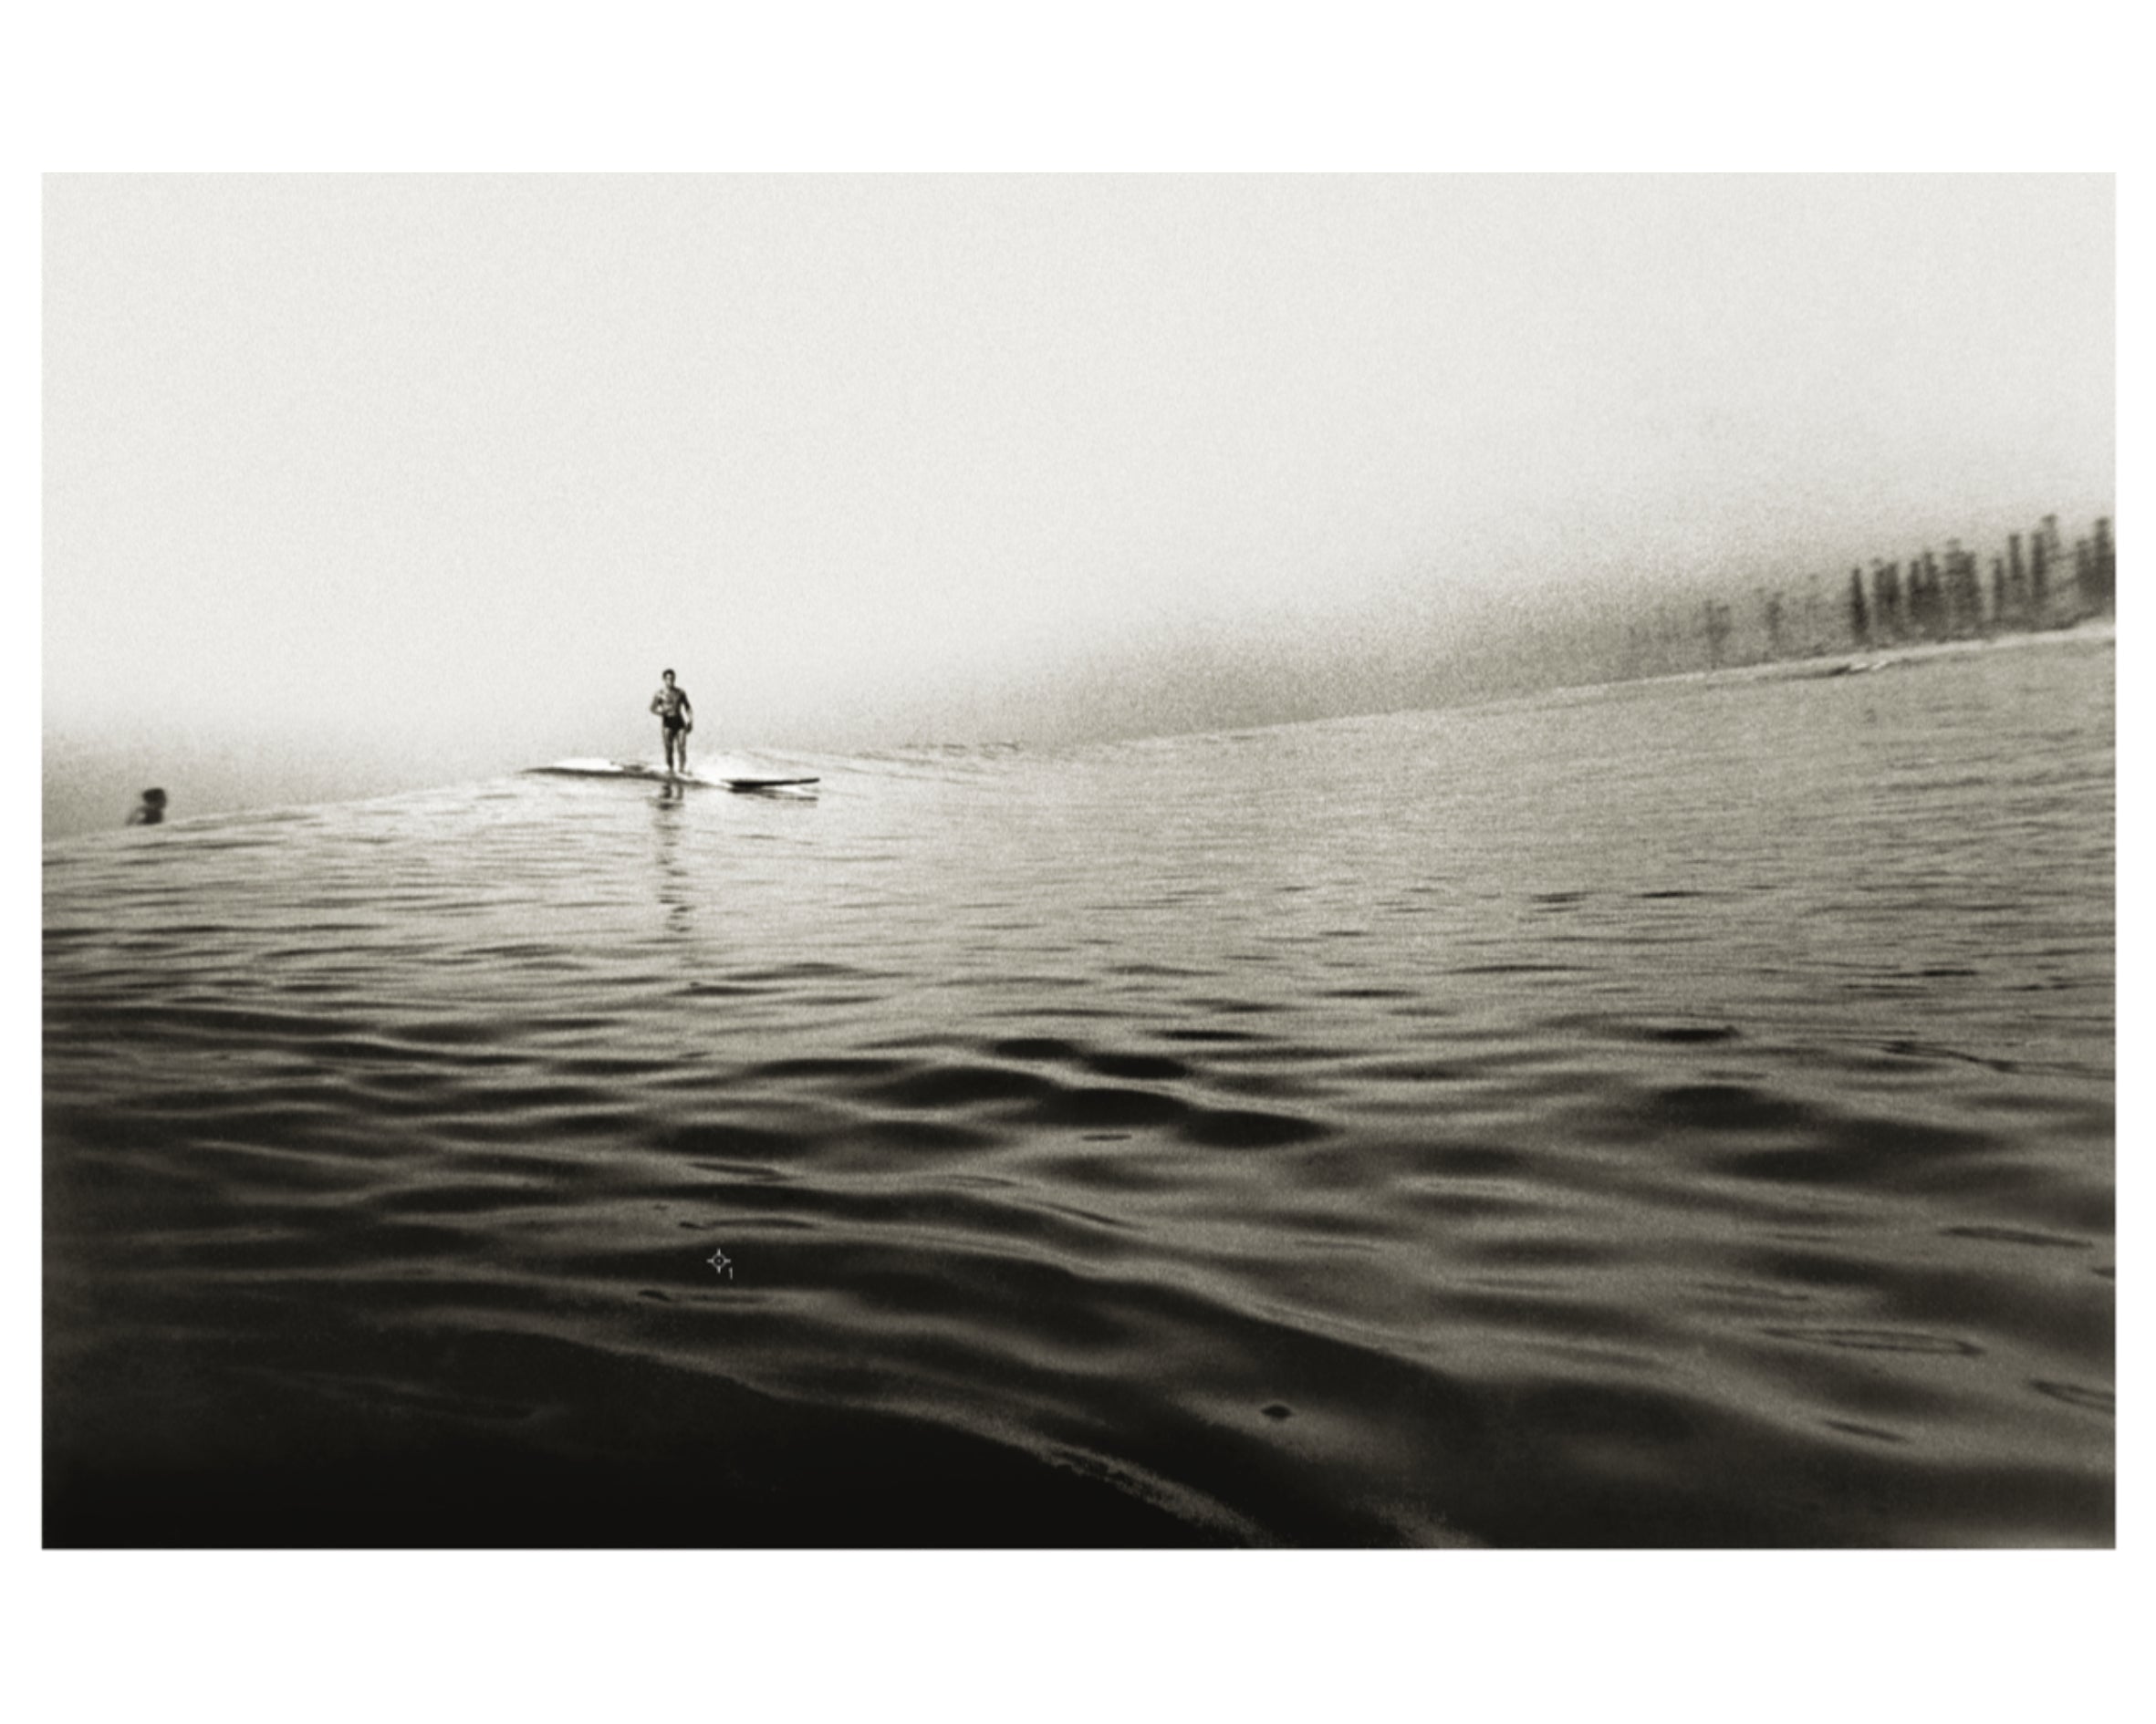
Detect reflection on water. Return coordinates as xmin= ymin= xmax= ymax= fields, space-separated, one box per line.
xmin=652 ymin=789 xmax=692 ymax=936
xmin=43 ymin=634 xmax=2113 ymax=1546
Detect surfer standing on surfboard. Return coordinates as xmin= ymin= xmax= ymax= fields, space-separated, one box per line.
xmin=651 ymin=669 xmax=694 ymax=775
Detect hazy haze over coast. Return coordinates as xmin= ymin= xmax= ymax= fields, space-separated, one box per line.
xmin=43 ymin=174 xmax=2112 ymax=835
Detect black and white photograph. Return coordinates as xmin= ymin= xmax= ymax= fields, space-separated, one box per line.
xmin=16 ymin=20 xmax=2138 ymax=1717
xmin=42 ymin=170 xmax=2115 ymax=1555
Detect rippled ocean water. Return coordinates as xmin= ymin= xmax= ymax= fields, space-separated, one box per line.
xmin=43 ymin=632 xmax=2114 ymax=1547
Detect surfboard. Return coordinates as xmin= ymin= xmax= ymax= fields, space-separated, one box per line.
xmin=528 ymin=760 xmax=819 ymax=792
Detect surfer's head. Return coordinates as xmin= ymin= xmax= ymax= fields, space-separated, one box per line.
xmin=141 ymin=788 xmax=166 ymax=807
xmin=661 ymin=669 xmax=675 ymax=684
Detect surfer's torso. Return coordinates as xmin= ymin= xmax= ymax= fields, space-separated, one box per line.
xmin=652 ymin=684 xmax=692 ymax=729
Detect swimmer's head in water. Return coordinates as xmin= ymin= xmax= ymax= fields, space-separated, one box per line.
xmin=141 ymin=788 xmax=167 ymax=806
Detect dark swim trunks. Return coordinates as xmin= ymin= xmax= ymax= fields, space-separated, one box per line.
xmin=663 ymin=716 xmax=685 ymax=733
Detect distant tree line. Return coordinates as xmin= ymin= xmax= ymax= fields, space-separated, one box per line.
xmin=1620 ymin=512 xmax=2115 ymax=680
xmin=1847 ymin=514 xmax=2114 ymax=649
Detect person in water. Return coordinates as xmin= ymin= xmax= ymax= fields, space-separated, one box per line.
xmin=651 ymin=670 xmax=694 ymax=774
xmin=127 ymin=788 xmax=167 ymax=826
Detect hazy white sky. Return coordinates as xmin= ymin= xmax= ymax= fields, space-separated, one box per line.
xmin=44 ymin=174 xmax=2112 ymax=804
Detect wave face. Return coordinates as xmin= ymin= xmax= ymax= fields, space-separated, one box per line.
xmin=44 ymin=637 xmax=2114 ymax=1546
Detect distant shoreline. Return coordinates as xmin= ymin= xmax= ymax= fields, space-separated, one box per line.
xmin=1632 ymin=612 xmax=2117 ymax=696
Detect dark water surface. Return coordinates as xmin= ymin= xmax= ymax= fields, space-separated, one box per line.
xmin=44 ymin=635 xmax=2114 ymax=1546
